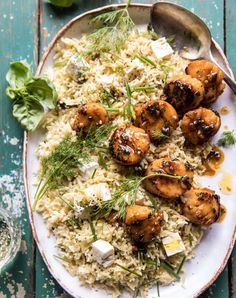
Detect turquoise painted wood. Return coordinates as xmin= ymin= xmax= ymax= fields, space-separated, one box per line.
xmin=0 ymin=0 xmax=37 ymax=297
xmin=0 ymin=0 xmax=235 ymax=297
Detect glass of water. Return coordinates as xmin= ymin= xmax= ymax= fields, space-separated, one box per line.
xmin=0 ymin=207 xmax=21 ymax=274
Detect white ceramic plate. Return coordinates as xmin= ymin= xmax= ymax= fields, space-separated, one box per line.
xmin=24 ymin=4 xmax=236 ymax=298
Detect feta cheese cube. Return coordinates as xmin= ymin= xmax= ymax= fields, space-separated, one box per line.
xmin=79 ymin=161 xmax=99 ymax=178
xmin=92 ymin=239 xmax=114 ymax=267
xmin=151 ymin=38 xmax=174 ymax=60
xmin=74 ymin=205 xmax=88 ymax=220
xmin=97 ymin=74 xmax=115 ymax=86
xmin=84 ymin=183 xmax=111 ymax=202
xmin=66 ymin=54 xmax=89 ymax=82
xmin=162 ymin=232 xmax=185 ymax=257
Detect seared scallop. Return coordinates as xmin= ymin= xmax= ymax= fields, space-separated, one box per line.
xmin=145 ymin=158 xmax=193 ymax=200
xmin=125 ymin=205 xmax=163 ymax=243
xmin=164 ymin=75 xmax=205 ymax=113
xmin=186 ymin=60 xmax=225 ymax=105
xmin=135 ymin=100 xmax=178 ymax=142
xmin=181 ymin=107 xmax=221 ymax=145
xmin=182 ymin=187 xmax=221 ymax=226
xmin=109 ymin=125 xmax=150 ymax=165
xmin=72 ymin=103 xmax=108 ymax=132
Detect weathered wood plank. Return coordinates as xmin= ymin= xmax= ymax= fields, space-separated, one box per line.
xmin=35 ymin=1 xmax=230 ymax=298
xmin=0 ymin=0 xmax=38 ymax=297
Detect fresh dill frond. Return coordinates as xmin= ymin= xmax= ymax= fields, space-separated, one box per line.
xmin=33 ymin=124 xmax=115 ymax=210
xmin=124 ymin=82 xmax=136 ymax=121
xmin=86 ymin=2 xmax=135 ymax=56
xmin=101 ymin=88 xmax=117 ymax=108
xmin=151 ymin=131 xmax=169 ymax=142
xmin=92 ymin=173 xmax=185 ymax=220
xmin=217 ymin=130 xmax=236 ymax=147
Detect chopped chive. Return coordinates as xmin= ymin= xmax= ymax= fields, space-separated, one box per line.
xmin=58 ymin=195 xmax=78 ymax=213
xmin=88 ymin=210 xmax=97 ymax=241
xmin=177 ymin=256 xmax=186 ymax=275
xmin=125 ymin=82 xmax=136 ymax=121
xmin=135 ymin=55 xmax=157 ymax=67
xmin=188 ymin=234 xmax=193 ymax=247
xmin=160 ymin=261 xmax=180 ymax=280
xmin=54 ymin=254 xmax=71 ymax=263
xmin=106 ymin=107 xmax=120 ymax=112
xmin=91 ymin=168 xmax=97 ymax=179
xmin=98 ymin=151 xmax=108 ymax=170
xmin=132 ymin=86 xmax=155 ymax=93
xmin=116 ymin=263 xmax=142 ymax=277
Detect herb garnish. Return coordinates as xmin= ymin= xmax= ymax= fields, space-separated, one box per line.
xmin=33 ymin=124 xmax=115 ymax=210
xmin=86 ymin=0 xmax=135 ymax=56
xmin=116 ymin=263 xmax=142 ymax=277
xmin=160 ymin=261 xmax=180 ymax=279
xmin=6 ymin=61 xmax=57 ymax=131
xmin=151 ymin=131 xmax=169 ymax=142
xmin=132 ymin=86 xmax=155 ymax=93
xmin=93 ymin=173 xmax=187 ymax=220
xmin=176 ymin=255 xmax=186 ymax=275
xmin=124 ymin=82 xmax=136 ymax=121
xmin=217 ymin=130 xmax=236 ymax=147
xmin=135 ymin=55 xmax=157 ymax=68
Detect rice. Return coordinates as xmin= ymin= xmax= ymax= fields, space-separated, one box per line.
xmin=36 ymin=31 xmax=208 ymax=297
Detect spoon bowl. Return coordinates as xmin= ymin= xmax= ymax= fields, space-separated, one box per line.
xmin=151 ymin=2 xmax=236 ymax=93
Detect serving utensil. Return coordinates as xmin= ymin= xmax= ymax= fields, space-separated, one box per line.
xmin=151 ymin=2 xmax=236 ymax=94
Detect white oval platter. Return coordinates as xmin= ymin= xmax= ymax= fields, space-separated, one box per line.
xmin=24 ymin=3 xmax=236 ymax=298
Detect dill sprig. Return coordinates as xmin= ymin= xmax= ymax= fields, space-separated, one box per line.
xmin=33 ymin=124 xmax=115 ymax=210
xmin=93 ymin=173 xmax=186 ymax=220
xmin=86 ymin=1 xmax=135 ymax=56
xmin=217 ymin=130 xmax=236 ymax=147
xmin=135 ymin=55 xmax=157 ymax=68
xmin=151 ymin=131 xmax=169 ymax=142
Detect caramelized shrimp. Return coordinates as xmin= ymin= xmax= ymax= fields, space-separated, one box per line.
xmin=109 ymin=125 xmax=150 ymax=165
xmin=135 ymin=100 xmax=178 ymax=142
xmin=72 ymin=103 xmax=108 ymax=132
xmin=186 ymin=60 xmax=225 ymax=105
xmin=181 ymin=107 xmax=221 ymax=145
xmin=182 ymin=187 xmax=221 ymax=226
xmin=164 ymin=75 xmax=205 ymax=113
xmin=125 ymin=205 xmax=163 ymax=243
xmin=144 ymin=158 xmax=193 ymax=200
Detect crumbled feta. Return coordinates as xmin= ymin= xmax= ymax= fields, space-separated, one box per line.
xmin=97 ymin=74 xmax=116 ymax=86
xmin=74 ymin=205 xmax=88 ymax=220
xmin=151 ymin=38 xmax=174 ymax=60
xmin=162 ymin=232 xmax=185 ymax=257
xmin=84 ymin=183 xmax=111 ymax=202
xmin=79 ymin=161 xmax=99 ymax=178
xmin=92 ymin=239 xmax=114 ymax=267
xmin=66 ymin=54 xmax=89 ymax=82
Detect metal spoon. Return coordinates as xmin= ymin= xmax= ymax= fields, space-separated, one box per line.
xmin=151 ymin=2 xmax=236 ymax=94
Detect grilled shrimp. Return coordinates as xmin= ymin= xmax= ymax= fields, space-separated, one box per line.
xmin=109 ymin=125 xmax=150 ymax=165
xmin=144 ymin=158 xmax=193 ymax=200
xmin=164 ymin=75 xmax=205 ymax=113
xmin=72 ymin=103 xmax=108 ymax=132
xmin=125 ymin=205 xmax=163 ymax=243
xmin=135 ymin=100 xmax=178 ymax=142
xmin=186 ymin=60 xmax=225 ymax=105
xmin=182 ymin=187 xmax=221 ymax=226
xmin=181 ymin=107 xmax=221 ymax=145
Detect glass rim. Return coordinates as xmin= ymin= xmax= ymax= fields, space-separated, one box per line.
xmin=0 ymin=207 xmax=21 ymax=273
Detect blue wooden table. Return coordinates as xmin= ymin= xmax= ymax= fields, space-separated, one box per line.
xmin=0 ymin=0 xmax=235 ymax=297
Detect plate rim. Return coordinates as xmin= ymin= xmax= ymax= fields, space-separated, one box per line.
xmin=23 ymin=3 xmax=236 ymax=298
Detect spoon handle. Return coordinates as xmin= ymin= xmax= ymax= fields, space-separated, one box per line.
xmin=210 ymin=55 xmax=236 ymax=95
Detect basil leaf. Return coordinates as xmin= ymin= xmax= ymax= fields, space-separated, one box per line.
xmin=47 ymin=0 xmax=75 ymax=7
xmin=26 ymin=77 xmax=57 ymax=109
xmin=12 ymin=96 xmax=44 ymax=131
xmin=6 ymin=61 xmax=32 ymax=89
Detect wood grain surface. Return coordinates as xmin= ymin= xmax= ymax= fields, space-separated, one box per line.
xmin=0 ymin=0 xmax=235 ymax=297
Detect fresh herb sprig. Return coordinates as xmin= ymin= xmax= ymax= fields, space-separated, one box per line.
xmin=33 ymin=124 xmax=115 ymax=210
xmin=6 ymin=61 xmax=57 ymax=131
xmin=151 ymin=131 xmax=169 ymax=142
xmin=87 ymin=1 xmax=135 ymax=56
xmin=93 ymin=173 xmax=187 ymax=219
xmin=124 ymin=82 xmax=136 ymax=121
xmin=135 ymin=55 xmax=157 ymax=68
xmin=217 ymin=130 xmax=236 ymax=147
